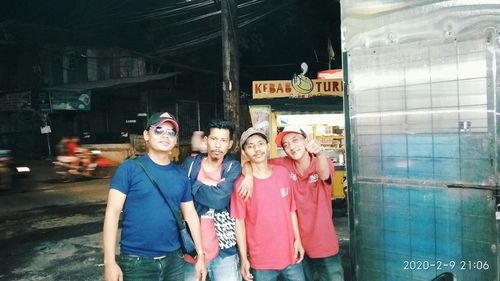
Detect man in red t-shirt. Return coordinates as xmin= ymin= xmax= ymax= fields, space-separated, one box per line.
xmin=240 ymin=126 xmax=344 ymax=281
xmin=231 ymin=127 xmax=305 ymax=281
xmin=274 ymin=126 xmax=344 ymax=281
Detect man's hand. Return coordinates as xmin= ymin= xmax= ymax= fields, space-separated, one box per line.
xmin=195 ymin=256 xmax=207 ymax=281
xmin=305 ymin=137 xmax=324 ymax=156
xmin=104 ymin=262 xmax=123 ymax=281
xmin=240 ymin=258 xmax=253 ymax=281
xmin=293 ymin=238 xmax=305 ymax=264
xmin=237 ymin=174 xmax=253 ymax=201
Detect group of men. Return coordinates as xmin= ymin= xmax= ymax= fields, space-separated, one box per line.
xmin=103 ymin=111 xmax=344 ymax=281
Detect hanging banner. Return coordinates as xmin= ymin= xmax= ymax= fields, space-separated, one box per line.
xmin=252 ymin=78 xmax=342 ymax=99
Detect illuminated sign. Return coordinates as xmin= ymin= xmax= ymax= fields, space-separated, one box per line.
xmin=252 ymin=79 xmax=342 ymax=99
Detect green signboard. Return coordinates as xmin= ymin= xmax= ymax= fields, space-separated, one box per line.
xmin=50 ymin=90 xmax=91 ymax=111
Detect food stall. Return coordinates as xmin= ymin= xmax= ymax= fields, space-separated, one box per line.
xmin=248 ymin=69 xmax=345 ymax=199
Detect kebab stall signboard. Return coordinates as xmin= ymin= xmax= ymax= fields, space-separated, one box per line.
xmin=252 ymin=79 xmax=342 ymax=99
xmin=252 ymin=63 xmax=342 ymax=99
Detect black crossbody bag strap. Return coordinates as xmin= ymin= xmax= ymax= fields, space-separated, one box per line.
xmin=133 ymin=158 xmax=186 ymax=231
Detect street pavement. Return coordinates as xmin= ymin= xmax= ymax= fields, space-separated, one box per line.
xmin=0 ymin=159 xmax=351 ymax=281
xmin=0 ymin=159 xmax=110 ymax=281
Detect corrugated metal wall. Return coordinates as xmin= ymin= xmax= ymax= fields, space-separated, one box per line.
xmin=342 ymin=1 xmax=499 ymax=280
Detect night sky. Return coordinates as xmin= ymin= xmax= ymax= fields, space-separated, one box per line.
xmin=0 ymin=0 xmax=341 ymax=87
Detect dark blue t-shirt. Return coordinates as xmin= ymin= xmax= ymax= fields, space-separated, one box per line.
xmin=110 ymin=155 xmax=192 ymax=257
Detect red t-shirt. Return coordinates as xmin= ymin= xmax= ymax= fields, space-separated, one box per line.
xmin=231 ymin=165 xmax=297 ymax=270
xmin=271 ymin=156 xmax=339 ymax=258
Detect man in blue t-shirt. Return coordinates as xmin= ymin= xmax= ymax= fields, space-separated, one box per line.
xmin=103 ymin=112 xmax=207 ymax=281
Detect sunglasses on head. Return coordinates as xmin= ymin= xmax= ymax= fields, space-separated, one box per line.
xmin=150 ymin=126 xmax=177 ymax=137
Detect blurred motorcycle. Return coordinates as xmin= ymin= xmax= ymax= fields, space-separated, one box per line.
xmin=53 ymin=150 xmax=116 ymax=182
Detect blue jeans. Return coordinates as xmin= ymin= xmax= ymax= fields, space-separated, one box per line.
xmin=118 ymin=250 xmax=184 ymax=281
xmin=251 ymin=263 xmax=305 ymax=281
xmin=302 ymin=254 xmax=344 ymax=281
xmin=184 ymin=253 xmax=241 ymax=281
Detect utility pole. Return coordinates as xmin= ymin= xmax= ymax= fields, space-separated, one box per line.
xmin=221 ymin=0 xmax=240 ymax=141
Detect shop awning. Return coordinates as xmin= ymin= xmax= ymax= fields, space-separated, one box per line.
xmin=248 ymin=96 xmax=343 ymax=113
xmin=43 ymin=72 xmax=181 ymax=92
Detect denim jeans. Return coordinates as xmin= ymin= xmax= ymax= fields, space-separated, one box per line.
xmin=302 ymin=254 xmax=344 ymax=281
xmin=251 ymin=263 xmax=305 ymax=281
xmin=184 ymin=253 xmax=241 ymax=281
xmin=118 ymin=250 xmax=185 ymax=281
